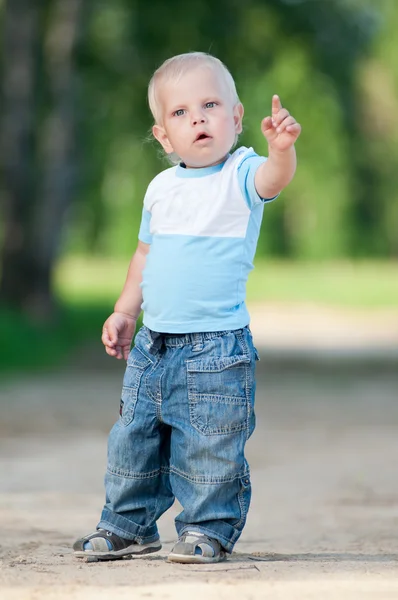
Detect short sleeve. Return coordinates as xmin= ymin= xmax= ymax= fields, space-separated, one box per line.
xmin=138 ymin=207 xmax=152 ymax=244
xmin=237 ymin=151 xmax=279 ymax=209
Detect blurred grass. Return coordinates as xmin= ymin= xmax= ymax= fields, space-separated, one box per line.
xmin=248 ymin=260 xmax=398 ymax=307
xmin=1 ymin=257 xmax=398 ymax=374
xmin=0 ymin=303 xmax=114 ymax=375
xmin=56 ymin=256 xmax=398 ymax=308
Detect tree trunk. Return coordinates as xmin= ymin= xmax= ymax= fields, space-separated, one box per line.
xmin=0 ymin=0 xmax=82 ymax=321
xmin=31 ymin=0 xmax=82 ymax=319
xmin=0 ymin=0 xmax=40 ymax=314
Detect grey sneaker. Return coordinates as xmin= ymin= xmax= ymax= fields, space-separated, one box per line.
xmin=168 ymin=532 xmax=227 ymax=564
xmin=73 ymin=529 xmax=161 ymax=561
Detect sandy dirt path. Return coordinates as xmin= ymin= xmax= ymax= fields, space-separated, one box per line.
xmin=1 ymin=306 xmax=398 ymax=599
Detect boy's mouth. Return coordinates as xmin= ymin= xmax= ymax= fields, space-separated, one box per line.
xmin=194 ymin=132 xmax=211 ymax=143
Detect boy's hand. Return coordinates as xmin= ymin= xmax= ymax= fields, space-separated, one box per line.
xmin=101 ymin=312 xmax=137 ymax=360
xmin=261 ymin=95 xmax=301 ymax=152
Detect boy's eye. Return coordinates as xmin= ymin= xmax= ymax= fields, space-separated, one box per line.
xmin=173 ymin=109 xmax=185 ymax=117
xmin=204 ymin=102 xmax=217 ymax=109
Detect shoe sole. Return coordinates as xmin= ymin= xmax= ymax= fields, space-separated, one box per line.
xmin=167 ymin=551 xmax=226 ymax=564
xmin=74 ymin=543 xmax=162 ymax=562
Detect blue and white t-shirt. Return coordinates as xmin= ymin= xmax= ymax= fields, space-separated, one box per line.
xmin=138 ymin=146 xmax=276 ymax=333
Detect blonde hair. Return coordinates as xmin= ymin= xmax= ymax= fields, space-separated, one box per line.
xmin=148 ymin=52 xmax=240 ymax=125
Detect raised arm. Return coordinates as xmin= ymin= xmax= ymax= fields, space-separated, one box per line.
xmin=254 ymin=95 xmax=301 ymax=199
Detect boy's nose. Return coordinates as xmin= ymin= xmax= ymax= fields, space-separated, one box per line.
xmin=191 ymin=113 xmax=206 ymax=125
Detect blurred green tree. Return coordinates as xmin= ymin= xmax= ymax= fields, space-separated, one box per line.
xmin=0 ymin=0 xmax=83 ymax=318
xmin=0 ymin=0 xmax=393 ymax=321
xmin=73 ymin=0 xmax=376 ymax=260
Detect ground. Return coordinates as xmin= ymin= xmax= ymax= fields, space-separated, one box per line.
xmin=1 ymin=304 xmax=398 ymax=599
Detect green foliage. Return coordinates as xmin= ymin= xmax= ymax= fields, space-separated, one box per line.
xmin=241 ymin=43 xmax=351 ymax=258
xmin=0 ymin=303 xmax=111 ymax=374
xmin=2 ymin=0 xmax=397 ymax=373
xmin=64 ymin=0 xmax=396 ymax=260
xmin=1 ymin=1 xmax=397 ymax=301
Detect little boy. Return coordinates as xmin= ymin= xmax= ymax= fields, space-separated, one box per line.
xmin=73 ymin=52 xmax=301 ymax=564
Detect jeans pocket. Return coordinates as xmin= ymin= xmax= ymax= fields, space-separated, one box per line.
xmin=186 ymin=354 xmax=251 ymax=435
xmin=119 ymin=347 xmax=152 ymax=426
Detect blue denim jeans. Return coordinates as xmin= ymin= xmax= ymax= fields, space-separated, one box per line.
xmin=98 ymin=325 xmax=258 ymax=553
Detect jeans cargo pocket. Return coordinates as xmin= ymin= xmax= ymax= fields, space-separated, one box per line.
xmin=119 ymin=347 xmax=152 ymax=426
xmin=186 ymin=354 xmax=251 ymax=435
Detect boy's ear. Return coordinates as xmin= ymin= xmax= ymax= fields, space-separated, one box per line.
xmin=152 ymin=125 xmax=174 ymax=153
xmin=234 ymin=103 xmax=244 ymax=134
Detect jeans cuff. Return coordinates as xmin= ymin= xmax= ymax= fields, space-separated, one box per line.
xmin=99 ymin=508 xmax=159 ymax=544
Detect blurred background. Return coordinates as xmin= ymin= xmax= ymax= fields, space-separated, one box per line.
xmin=1 ymin=2 xmax=398 ymax=584
xmin=0 ymin=0 xmax=398 ymax=370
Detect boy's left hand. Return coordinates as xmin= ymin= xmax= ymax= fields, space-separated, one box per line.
xmin=261 ymin=95 xmax=301 ymax=152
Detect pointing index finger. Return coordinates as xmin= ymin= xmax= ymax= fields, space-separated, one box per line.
xmin=272 ymin=94 xmax=282 ymax=115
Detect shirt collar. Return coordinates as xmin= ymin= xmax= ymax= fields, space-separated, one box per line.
xmin=176 ymin=158 xmax=228 ymax=178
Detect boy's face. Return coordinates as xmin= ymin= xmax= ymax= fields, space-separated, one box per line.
xmin=152 ymin=67 xmax=244 ymax=168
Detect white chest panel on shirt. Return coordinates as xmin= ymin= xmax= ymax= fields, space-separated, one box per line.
xmin=144 ymin=148 xmax=252 ymax=239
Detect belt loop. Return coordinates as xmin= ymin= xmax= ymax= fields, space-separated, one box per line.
xmin=191 ymin=332 xmax=204 ymax=352
xmin=146 ymin=329 xmax=163 ymax=354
